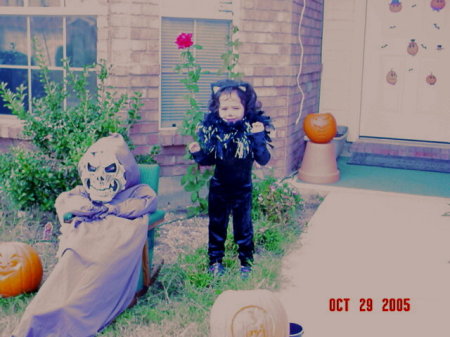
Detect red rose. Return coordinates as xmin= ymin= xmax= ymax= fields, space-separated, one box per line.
xmin=175 ymin=33 xmax=194 ymax=49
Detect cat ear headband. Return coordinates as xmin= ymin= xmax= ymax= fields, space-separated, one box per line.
xmin=211 ymin=80 xmax=249 ymax=94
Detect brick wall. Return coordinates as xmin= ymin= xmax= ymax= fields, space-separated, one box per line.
xmin=103 ymin=0 xmax=194 ymax=177
xmin=151 ymin=0 xmax=324 ymax=178
xmin=238 ymin=0 xmax=324 ymax=177
xmin=0 ymin=0 xmax=324 ymax=179
xmin=102 ymin=0 xmax=162 ymax=160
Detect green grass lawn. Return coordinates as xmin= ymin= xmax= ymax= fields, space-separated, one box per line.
xmin=0 ymin=183 xmax=320 ymax=337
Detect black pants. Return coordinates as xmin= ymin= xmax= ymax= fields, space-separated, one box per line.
xmin=208 ymin=181 xmax=254 ymax=267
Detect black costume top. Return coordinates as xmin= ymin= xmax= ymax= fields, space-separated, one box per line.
xmin=191 ymin=116 xmax=271 ymax=190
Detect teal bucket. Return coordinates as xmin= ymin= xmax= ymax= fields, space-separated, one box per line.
xmin=289 ymin=322 xmax=304 ymax=336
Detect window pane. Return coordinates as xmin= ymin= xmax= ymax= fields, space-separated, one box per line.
xmin=161 ymin=18 xmax=193 ymax=71
xmin=161 ymin=72 xmax=190 ymax=128
xmin=196 ymin=20 xmax=230 ymax=71
xmin=31 ymin=16 xmax=63 ymax=67
xmin=66 ymin=16 xmax=97 ymax=67
xmin=161 ymin=18 xmax=192 ymax=128
xmin=29 ymin=0 xmax=61 ymax=7
xmin=160 ymin=17 xmax=230 ymax=128
xmin=31 ymin=69 xmax=63 ymax=100
xmin=0 ymin=16 xmax=27 ymax=66
xmin=0 ymin=0 xmax=24 ymax=6
xmin=0 ymin=68 xmax=28 ymax=114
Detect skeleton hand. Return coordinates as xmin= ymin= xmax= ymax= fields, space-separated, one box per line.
xmin=251 ymin=122 xmax=264 ymax=133
xmin=188 ymin=142 xmax=201 ymax=153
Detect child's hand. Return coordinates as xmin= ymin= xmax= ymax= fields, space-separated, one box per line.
xmin=251 ymin=122 xmax=264 ymax=133
xmin=188 ymin=142 xmax=201 ymax=153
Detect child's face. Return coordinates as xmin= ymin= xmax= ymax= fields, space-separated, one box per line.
xmin=218 ymin=90 xmax=245 ymax=123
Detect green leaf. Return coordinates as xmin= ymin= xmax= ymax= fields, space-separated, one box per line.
xmin=191 ymin=192 xmax=199 ymax=203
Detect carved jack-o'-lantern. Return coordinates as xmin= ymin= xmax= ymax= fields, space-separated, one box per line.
xmin=303 ymin=112 xmax=337 ymax=144
xmin=210 ymin=289 xmax=289 ymax=337
xmin=0 ymin=242 xmax=43 ymax=298
xmin=389 ymin=0 xmax=402 ymax=12
xmin=386 ymin=69 xmax=398 ymax=85
xmin=431 ymin=0 xmax=446 ymax=11
xmin=407 ymin=39 xmax=419 ymax=56
xmin=426 ymin=73 xmax=437 ymax=85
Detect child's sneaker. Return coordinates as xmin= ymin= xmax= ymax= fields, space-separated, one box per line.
xmin=240 ymin=265 xmax=252 ymax=279
xmin=208 ymin=262 xmax=225 ymax=277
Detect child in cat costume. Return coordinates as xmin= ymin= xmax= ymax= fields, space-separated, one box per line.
xmin=189 ymin=79 xmax=272 ymax=278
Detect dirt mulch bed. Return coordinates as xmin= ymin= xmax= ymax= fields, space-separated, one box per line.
xmin=152 ymin=190 xmax=325 ymax=266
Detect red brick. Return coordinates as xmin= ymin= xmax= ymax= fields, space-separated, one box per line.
xmin=110 ymin=14 xmax=130 ymax=27
xmin=130 ymin=75 xmax=159 ymax=87
xmin=145 ymin=133 xmax=159 ymax=145
xmin=132 ymin=145 xmax=150 ymax=155
xmin=131 ymin=122 xmax=158 ymax=134
xmin=159 ymin=134 xmax=174 ymax=146
xmin=160 ymin=164 xmax=189 ymax=177
xmin=157 ymin=154 xmax=176 ymax=166
xmin=130 ymin=28 xmax=154 ymax=40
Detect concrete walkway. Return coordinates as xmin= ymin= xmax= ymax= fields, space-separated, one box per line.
xmin=277 ymin=185 xmax=450 ymax=337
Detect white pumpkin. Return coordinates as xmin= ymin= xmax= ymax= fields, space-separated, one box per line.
xmin=210 ymin=289 xmax=289 ymax=337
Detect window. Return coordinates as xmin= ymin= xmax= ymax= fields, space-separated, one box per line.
xmin=0 ymin=0 xmax=99 ymax=114
xmin=160 ymin=17 xmax=231 ymax=128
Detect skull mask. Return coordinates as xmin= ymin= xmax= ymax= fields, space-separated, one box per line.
xmin=79 ymin=149 xmax=126 ymax=203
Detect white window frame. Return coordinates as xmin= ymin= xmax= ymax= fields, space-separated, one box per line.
xmin=0 ymin=0 xmax=105 ymax=134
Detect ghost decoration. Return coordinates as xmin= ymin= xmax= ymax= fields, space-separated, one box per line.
xmin=79 ymin=149 xmax=126 ymax=202
xmin=12 ymin=133 xmax=157 ymax=337
xmin=78 ymin=134 xmax=139 ymax=203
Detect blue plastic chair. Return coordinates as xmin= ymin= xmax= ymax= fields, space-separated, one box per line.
xmin=135 ymin=164 xmax=165 ymax=296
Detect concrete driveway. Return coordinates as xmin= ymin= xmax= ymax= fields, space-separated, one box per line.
xmin=277 ymin=185 xmax=450 ymax=337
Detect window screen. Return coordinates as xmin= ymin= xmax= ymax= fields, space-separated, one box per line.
xmin=161 ymin=17 xmax=230 ymax=128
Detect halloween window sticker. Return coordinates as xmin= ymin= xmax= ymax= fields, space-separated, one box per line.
xmin=386 ymin=69 xmax=398 ymax=85
xmin=407 ymin=39 xmax=419 ymax=55
xmin=389 ymin=0 xmax=402 ymax=12
xmin=426 ymin=72 xmax=437 ymax=85
xmin=431 ymin=0 xmax=446 ymax=11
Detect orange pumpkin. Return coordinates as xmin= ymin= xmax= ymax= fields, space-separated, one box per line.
xmin=303 ymin=112 xmax=337 ymax=144
xmin=0 ymin=242 xmax=43 ymax=298
xmin=407 ymin=39 xmax=418 ymax=56
xmin=426 ymin=73 xmax=437 ymax=85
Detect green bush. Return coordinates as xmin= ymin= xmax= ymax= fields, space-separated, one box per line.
xmin=135 ymin=145 xmax=161 ymax=165
xmin=0 ymin=149 xmax=68 ymax=211
xmin=252 ymin=174 xmax=304 ymax=254
xmin=252 ymin=174 xmax=303 ymax=224
xmin=0 ymin=58 xmax=142 ymax=211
